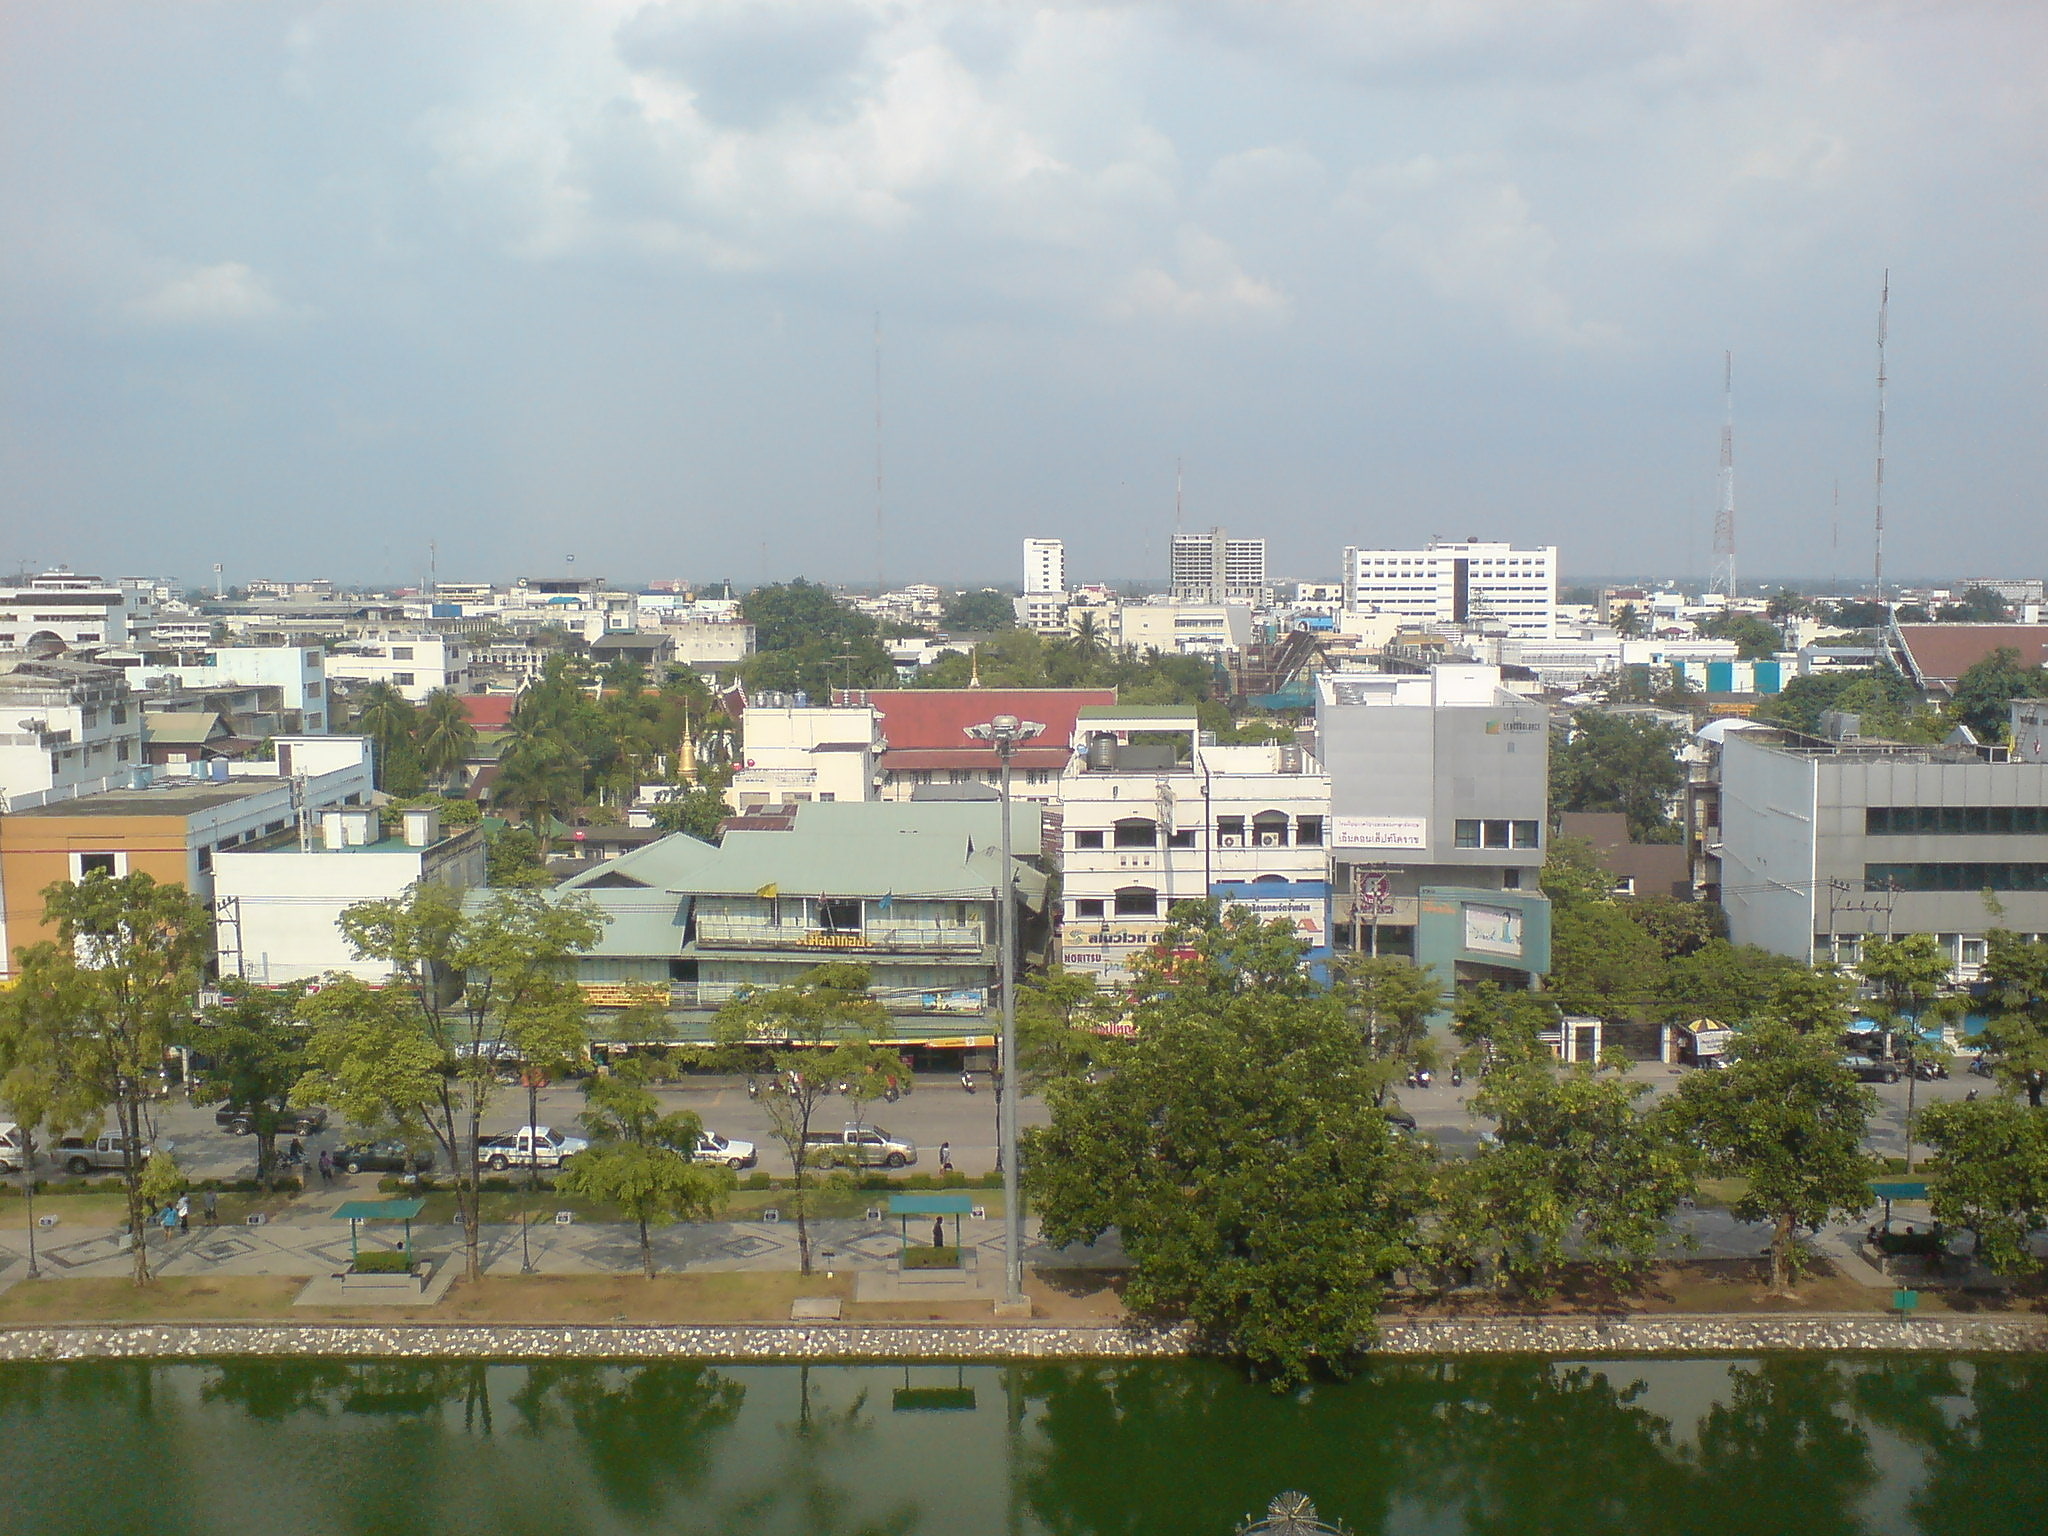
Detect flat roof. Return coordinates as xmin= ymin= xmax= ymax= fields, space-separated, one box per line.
xmin=13 ymin=782 xmax=276 ymax=818
xmin=1076 ymin=704 xmax=1197 ymax=720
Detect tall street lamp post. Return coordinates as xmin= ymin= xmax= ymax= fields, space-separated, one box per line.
xmin=966 ymin=713 xmax=1043 ymax=1311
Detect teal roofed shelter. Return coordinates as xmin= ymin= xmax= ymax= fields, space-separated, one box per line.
xmin=888 ymin=1192 xmax=973 ymax=1258
xmin=333 ymin=1197 xmax=426 ymax=1265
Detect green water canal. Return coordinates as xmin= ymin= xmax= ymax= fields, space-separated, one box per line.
xmin=2 ymin=1354 xmax=2043 ymax=1534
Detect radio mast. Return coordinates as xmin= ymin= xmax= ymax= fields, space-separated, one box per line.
xmin=1711 ymin=351 xmax=1737 ymax=596
xmin=1873 ymin=272 xmax=1889 ymax=604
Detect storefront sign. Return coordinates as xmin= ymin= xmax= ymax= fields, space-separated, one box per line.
xmin=1463 ymin=902 xmax=1525 ymax=958
xmin=1331 ymin=816 xmax=1429 ymax=850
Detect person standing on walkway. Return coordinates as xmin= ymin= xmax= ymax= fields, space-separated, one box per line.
xmin=176 ymin=1194 xmax=190 ymax=1232
xmin=203 ymin=1189 xmax=218 ymax=1225
xmin=933 ymin=1216 xmax=946 ymax=1249
xmin=938 ymin=1140 xmax=952 ymax=1173
xmin=318 ymin=1148 xmax=333 ymax=1185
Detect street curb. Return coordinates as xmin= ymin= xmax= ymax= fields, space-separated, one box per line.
xmin=2 ymin=1313 xmax=2045 ymax=1362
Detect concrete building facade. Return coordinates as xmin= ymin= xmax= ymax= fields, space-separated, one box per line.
xmin=1170 ymin=530 xmax=1267 ymax=603
xmin=1341 ymin=540 xmax=1558 ymax=637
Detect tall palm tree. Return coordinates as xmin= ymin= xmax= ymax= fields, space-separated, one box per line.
xmin=352 ymin=681 xmax=418 ymax=789
xmin=416 ymin=689 xmax=478 ymax=789
xmin=492 ymin=735 xmax=584 ymax=857
xmin=1070 ymin=610 xmax=1107 ymax=661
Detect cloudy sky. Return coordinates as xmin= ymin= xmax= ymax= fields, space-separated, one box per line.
xmin=2 ymin=1 xmax=2043 ymax=591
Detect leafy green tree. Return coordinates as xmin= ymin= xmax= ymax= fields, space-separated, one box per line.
xmin=740 ymin=579 xmax=895 ymax=700
xmin=1026 ymin=906 xmax=1428 ymax=1386
xmin=415 ymin=689 xmax=478 ymax=786
xmin=941 ymin=588 xmax=1018 ymax=631
xmin=1442 ymin=1061 xmax=1698 ymax=1295
xmin=2 ymin=872 xmax=211 ymax=1283
xmin=297 ymin=883 xmax=606 ymax=1281
xmin=1826 ymin=600 xmax=1892 ymax=630
xmin=1549 ymin=898 xmax=1667 ymax=1018
xmin=1766 ymin=589 xmax=1809 ymax=623
xmin=493 ymin=733 xmax=586 ymax=856
xmin=1860 ymin=933 xmax=1964 ymax=1169
xmin=1331 ymin=955 xmax=1444 ymax=1093
xmin=1451 ymin=982 xmax=1562 ymax=1064
xmin=711 ymin=962 xmax=893 ymax=1274
xmin=649 ymin=784 xmax=731 ymax=844
xmin=485 ymin=824 xmax=554 ymax=887
xmin=1655 ymin=938 xmax=1799 ymax=1025
xmin=192 ymin=982 xmax=313 ymax=1186
xmin=1752 ymin=667 xmax=1921 ymax=736
xmin=353 ymin=681 xmax=421 ymax=792
xmin=1016 ymin=966 xmax=1115 ymax=1089
xmin=1937 ymin=586 xmax=2011 ymax=622
xmin=1916 ymin=1098 xmax=2048 ymax=1277
xmin=1613 ymin=602 xmax=1646 ymax=638
xmin=1767 ymin=965 xmax=1858 ymax=1035
xmin=1699 ymin=611 xmax=1785 ymax=660
xmin=559 ymin=1060 xmax=730 ymax=1278
xmin=1978 ymin=930 xmax=2048 ymax=1106
xmin=1551 ymin=711 xmax=1687 ymax=841
xmin=1670 ymin=1020 xmax=1880 ymax=1292
xmin=1950 ymin=646 xmax=2048 ymax=741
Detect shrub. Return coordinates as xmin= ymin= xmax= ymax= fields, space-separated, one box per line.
xmin=349 ymin=1249 xmax=414 ymax=1274
xmin=902 ymin=1245 xmax=962 ymax=1270
xmin=743 ymin=1170 xmax=771 ymax=1190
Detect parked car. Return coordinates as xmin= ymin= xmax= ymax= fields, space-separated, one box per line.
xmin=692 ymin=1131 xmax=757 ymax=1170
xmin=1841 ymin=1054 xmax=1902 ymax=1084
xmin=477 ymin=1125 xmax=588 ymax=1171
xmin=48 ymin=1133 xmax=154 ymax=1174
xmin=1380 ymin=1109 xmax=1419 ymax=1134
xmin=804 ymin=1123 xmax=916 ymax=1170
xmin=215 ymin=1102 xmax=328 ymax=1136
xmin=0 ymin=1121 xmax=29 ymax=1175
xmin=333 ymin=1140 xmax=437 ymax=1176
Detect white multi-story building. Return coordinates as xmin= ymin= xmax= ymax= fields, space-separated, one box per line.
xmin=1023 ymin=539 xmax=1066 ymax=596
xmin=1171 ymin=530 xmax=1267 ymax=603
xmin=1117 ymin=601 xmax=1255 ymax=657
xmin=325 ymin=633 xmax=470 ymax=701
xmin=103 ymin=645 xmax=331 ymax=733
xmin=1342 ymin=539 xmax=1558 ymax=637
xmin=0 ymin=570 xmax=134 ymax=650
xmin=729 ymin=701 xmax=883 ymax=808
xmin=1058 ymin=705 xmax=1330 ymax=983
xmin=0 ymin=659 xmax=145 ymax=811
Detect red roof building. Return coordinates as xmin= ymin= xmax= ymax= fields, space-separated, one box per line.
xmin=458 ymin=695 xmax=518 ymax=730
xmin=1892 ymin=625 xmax=2048 ymax=693
xmin=856 ymin=688 xmax=1116 ymax=801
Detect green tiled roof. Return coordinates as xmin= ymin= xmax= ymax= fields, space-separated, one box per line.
xmin=1076 ymin=704 xmax=1198 ymax=720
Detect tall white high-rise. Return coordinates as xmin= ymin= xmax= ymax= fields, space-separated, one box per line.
xmin=1341 ymin=539 xmax=1557 ymax=637
xmin=1023 ymin=538 xmax=1066 ymax=596
xmin=1170 ymin=530 xmax=1267 ymax=602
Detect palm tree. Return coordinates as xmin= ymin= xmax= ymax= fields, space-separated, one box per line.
xmin=352 ymin=682 xmax=418 ymax=790
xmin=1613 ymin=603 xmax=1646 ymax=639
xmin=416 ymin=689 xmax=478 ymax=789
xmin=1070 ymin=610 xmax=1107 ymax=661
xmin=492 ymin=735 xmax=585 ymax=857
xmin=1767 ymin=589 xmax=1808 ymax=624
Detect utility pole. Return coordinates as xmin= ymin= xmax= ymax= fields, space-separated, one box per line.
xmin=1711 ymin=351 xmax=1737 ymax=597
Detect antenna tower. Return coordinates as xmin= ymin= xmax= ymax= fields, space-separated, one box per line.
xmin=1710 ymin=351 xmax=1737 ymax=596
xmin=1873 ymin=271 xmax=1889 ymax=603
xmin=872 ymin=311 xmax=885 ymax=596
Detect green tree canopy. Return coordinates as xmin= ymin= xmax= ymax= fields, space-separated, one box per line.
xmin=1027 ymin=906 xmax=1429 ymax=1386
xmin=1978 ymin=930 xmax=2048 ymax=1107
xmin=1916 ymin=1098 xmax=2048 ymax=1277
xmin=559 ymin=1059 xmax=730 ymax=1278
xmin=740 ymin=579 xmax=895 ymax=700
xmin=1950 ymin=646 xmax=2048 ymax=741
xmin=941 ymin=588 xmax=1018 ymax=631
xmin=192 ymin=981 xmax=315 ymax=1186
xmin=1550 ymin=711 xmax=1687 ymax=841
xmin=1699 ymin=611 xmax=1785 ymax=660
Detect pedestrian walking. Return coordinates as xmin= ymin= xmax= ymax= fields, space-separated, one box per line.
xmin=176 ymin=1194 xmax=190 ymax=1233
xmin=203 ymin=1189 xmax=218 ymax=1226
xmin=318 ymin=1148 xmax=334 ymax=1184
xmin=933 ymin=1217 xmax=946 ymax=1249
xmin=159 ymin=1205 xmax=177 ymax=1236
xmin=938 ymin=1140 xmax=953 ymax=1173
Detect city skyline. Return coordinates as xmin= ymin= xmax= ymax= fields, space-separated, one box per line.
xmin=3 ymin=3 xmax=2044 ymax=586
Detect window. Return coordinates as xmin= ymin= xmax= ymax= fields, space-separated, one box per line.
xmin=1216 ymin=815 xmax=1246 ymax=844
xmin=1455 ymin=820 xmax=1481 ymax=849
xmin=1502 ymin=868 xmax=1520 ymax=889
xmin=1168 ymin=828 xmax=1197 ymax=848
xmin=1868 ymin=805 xmax=2047 ymax=836
xmin=392 ymin=672 xmax=415 ymax=687
xmin=1113 ymin=886 xmax=1158 ymax=917
xmin=815 ymin=898 xmax=862 ymax=932
xmin=77 ymin=853 xmax=119 ymax=878
xmin=1866 ymin=863 xmax=2048 ymax=893
xmin=1296 ymin=816 xmax=1324 ymax=846
xmin=1073 ymin=830 xmax=1105 ymax=850
xmin=1962 ymin=938 xmax=1988 ymax=967
xmin=1113 ymin=817 xmax=1158 ymax=849
xmin=1481 ymin=820 xmax=1510 ymax=849
xmin=391 ymin=646 xmax=414 ymax=660
xmin=196 ymin=846 xmax=213 ymax=873
xmin=1252 ymin=811 xmax=1290 ymax=847
xmin=950 ymin=770 xmax=971 ymax=784
xmin=1074 ymin=898 xmax=1105 ymax=919
xmin=1512 ymin=821 xmax=1541 ymax=849
xmin=116 ymin=740 xmax=131 ymax=762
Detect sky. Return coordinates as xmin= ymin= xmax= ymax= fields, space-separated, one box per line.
xmin=2 ymin=1 xmax=2044 ymax=593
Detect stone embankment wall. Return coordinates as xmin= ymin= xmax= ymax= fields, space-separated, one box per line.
xmin=2 ymin=1314 xmax=2045 ymax=1363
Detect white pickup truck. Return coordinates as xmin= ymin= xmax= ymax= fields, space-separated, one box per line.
xmin=0 ymin=1122 xmax=29 ymax=1174
xmin=47 ymin=1132 xmax=156 ymax=1175
xmin=476 ymin=1124 xmax=588 ymax=1172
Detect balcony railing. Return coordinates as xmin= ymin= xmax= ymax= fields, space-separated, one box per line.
xmin=693 ymin=918 xmax=986 ymax=954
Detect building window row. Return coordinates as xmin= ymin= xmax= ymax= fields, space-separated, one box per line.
xmin=1072 ymin=813 xmax=1323 ymax=851
xmin=1866 ymin=805 xmax=2048 ymax=836
xmin=1865 ymin=862 xmax=2048 ymax=893
xmin=1454 ymin=819 xmax=1542 ymax=850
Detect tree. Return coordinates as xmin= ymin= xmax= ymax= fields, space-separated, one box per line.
xmin=1916 ymin=1098 xmax=2048 ymax=1277
xmin=1 ymin=872 xmax=211 ymax=1284
xmin=1937 ymin=586 xmax=2011 ymax=623
xmin=1613 ymin=603 xmax=1646 ymax=638
xmin=297 ymin=883 xmax=606 ymax=1281
xmin=1016 ymin=966 xmax=1116 ymax=1090
xmin=1551 ymin=711 xmax=1687 ymax=841
xmin=711 ymin=962 xmax=893 ymax=1275
xmin=1026 ymin=906 xmax=1428 ymax=1386
xmin=416 ymin=689 xmax=478 ymax=787
xmin=1978 ymin=930 xmax=2048 ymax=1106
xmin=649 ymin=784 xmax=730 ymax=844
xmin=1451 ymin=982 xmax=1562 ymax=1064
xmin=1670 ymin=1020 xmax=1880 ymax=1292
xmin=1950 ymin=647 xmax=2048 ymax=741
xmin=1699 ymin=611 xmax=1784 ymax=661
xmin=1443 ymin=1061 xmax=1698 ymax=1295
xmin=740 ymin=579 xmax=895 ymax=700
xmin=1766 ymin=965 xmax=1857 ymax=1036
xmin=493 ymin=733 xmax=586 ymax=856
xmin=192 ymin=982 xmax=313 ymax=1186
xmin=353 ymin=681 xmax=421 ymax=792
xmin=1766 ymin=589 xmax=1809 ymax=624
xmin=485 ymin=824 xmax=554 ymax=887
xmin=1860 ymin=933 xmax=1963 ymax=1170
xmin=1331 ymin=955 xmax=1444 ymax=1094
xmin=1069 ymin=609 xmax=1108 ymax=660
xmin=558 ymin=1060 xmax=730 ymax=1278
xmin=941 ymin=588 xmax=1018 ymax=631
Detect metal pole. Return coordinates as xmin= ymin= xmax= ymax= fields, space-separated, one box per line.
xmin=22 ymin=1134 xmax=40 ymax=1279
xmin=998 ymin=742 xmax=1024 ymax=1306
xmin=521 ymin=1075 xmax=538 ymax=1274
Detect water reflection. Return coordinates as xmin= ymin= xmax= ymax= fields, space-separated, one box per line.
xmin=0 ymin=1354 xmax=2043 ymax=1534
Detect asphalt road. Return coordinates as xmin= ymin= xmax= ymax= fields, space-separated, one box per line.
xmin=74 ymin=1059 xmax=1997 ymax=1185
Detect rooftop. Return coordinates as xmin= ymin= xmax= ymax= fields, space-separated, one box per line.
xmin=12 ymin=781 xmax=278 ymax=818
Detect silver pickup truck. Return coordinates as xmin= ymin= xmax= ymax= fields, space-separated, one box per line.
xmin=803 ymin=1123 xmax=917 ymax=1170
xmin=47 ymin=1133 xmax=155 ymax=1175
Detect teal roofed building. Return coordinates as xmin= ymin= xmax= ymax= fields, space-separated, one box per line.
xmin=496 ymin=799 xmax=1045 ymax=1049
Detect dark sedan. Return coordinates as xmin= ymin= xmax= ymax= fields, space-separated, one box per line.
xmin=333 ymin=1140 xmax=437 ymax=1175
xmin=215 ymin=1103 xmax=328 ymax=1136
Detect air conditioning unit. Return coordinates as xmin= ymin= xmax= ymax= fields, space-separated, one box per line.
xmin=1218 ymin=834 xmax=1242 ymax=848
xmin=1258 ymin=832 xmax=1282 ymax=847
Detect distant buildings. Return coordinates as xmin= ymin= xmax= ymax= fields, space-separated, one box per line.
xmin=0 ymin=571 xmax=135 ymax=650
xmin=1341 ymin=539 xmax=1558 ymax=637
xmin=1170 ymin=529 xmax=1268 ymax=603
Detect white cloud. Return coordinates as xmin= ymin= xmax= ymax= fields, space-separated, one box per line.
xmin=1107 ymin=227 xmax=1289 ymax=323
xmin=128 ymin=261 xmax=294 ymax=327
